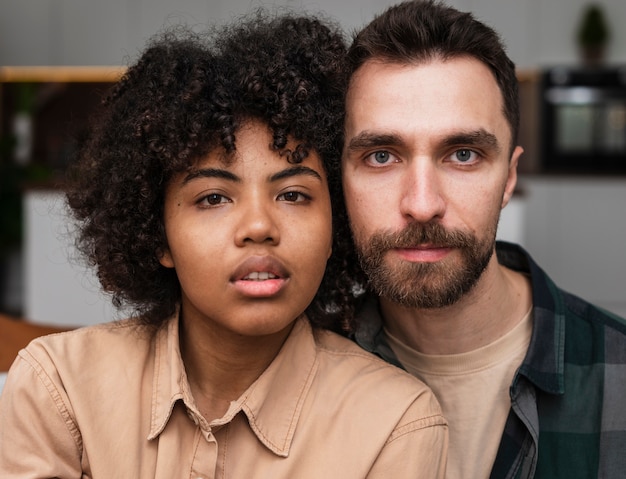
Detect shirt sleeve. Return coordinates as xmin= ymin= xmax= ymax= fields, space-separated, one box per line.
xmin=0 ymin=350 xmax=84 ymax=478
xmin=366 ymin=395 xmax=449 ymax=479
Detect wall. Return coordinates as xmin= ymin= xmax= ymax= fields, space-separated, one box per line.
xmin=5 ymin=0 xmax=626 ymax=324
xmin=2 ymin=0 xmax=626 ymax=69
xmin=520 ymin=176 xmax=626 ymax=318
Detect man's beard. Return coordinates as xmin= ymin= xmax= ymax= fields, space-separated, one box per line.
xmin=355 ymin=222 xmax=495 ymax=309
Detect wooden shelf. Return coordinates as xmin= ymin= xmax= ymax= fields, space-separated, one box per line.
xmin=0 ymin=66 xmax=126 ymax=83
xmin=1 ymin=67 xmax=125 ymax=176
xmin=516 ymin=68 xmax=541 ymax=84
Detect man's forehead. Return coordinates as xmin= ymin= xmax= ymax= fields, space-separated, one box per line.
xmin=345 ymin=57 xmax=513 ymax=148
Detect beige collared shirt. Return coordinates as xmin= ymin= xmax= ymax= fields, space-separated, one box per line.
xmin=0 ymin=315 xmax=447 ymax=478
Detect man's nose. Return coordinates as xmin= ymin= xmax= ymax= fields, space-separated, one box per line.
xmin=399 ymin=160 xmax=446 ymax=223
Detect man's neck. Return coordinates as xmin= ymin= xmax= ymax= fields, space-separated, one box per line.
xmin=380 ymin=254 xmax=532 ymax=355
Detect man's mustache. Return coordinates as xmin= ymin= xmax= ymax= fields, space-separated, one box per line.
xmin=367 ymin=222 xmax=475 ymax=251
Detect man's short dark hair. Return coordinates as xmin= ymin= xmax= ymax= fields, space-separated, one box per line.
xmin=348 ymin=0 xmax=520 ymax=149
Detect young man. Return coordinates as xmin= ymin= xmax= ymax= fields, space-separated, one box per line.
xmin=342 ymin=1 xmax=626 ymax=478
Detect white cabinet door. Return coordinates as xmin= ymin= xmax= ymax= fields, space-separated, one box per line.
xmin=24 ymin=190 xmax=117 ymax=326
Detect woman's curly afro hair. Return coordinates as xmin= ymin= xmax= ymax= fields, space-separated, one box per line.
xmin=66 ymin=11 xmax=358 ymax=332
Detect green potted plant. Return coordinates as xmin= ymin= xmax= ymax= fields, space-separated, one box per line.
xmin=576 ymin=4 xmax=610 ymax=66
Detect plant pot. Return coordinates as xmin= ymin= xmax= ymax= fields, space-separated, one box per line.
xmin=580 ymin=45 xmax=606 ymax=67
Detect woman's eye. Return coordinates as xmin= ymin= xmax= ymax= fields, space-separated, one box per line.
xmin=199 ymin=193 xmax=229 ymax=206
xmin=278 ymin=191 xmax=309 ymax=202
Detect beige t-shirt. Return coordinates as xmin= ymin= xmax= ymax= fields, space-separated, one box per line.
xmin=386 ymin=308 xmax=532 ymax=479
xmin=0 ymin=315 xmax=447 ymax=478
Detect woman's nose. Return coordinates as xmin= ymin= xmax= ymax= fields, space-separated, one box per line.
xmin=234 ymin=199 xmax=280 ymax=246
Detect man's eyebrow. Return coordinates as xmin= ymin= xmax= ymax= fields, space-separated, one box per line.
xmin=443 ymin=129 xmax=501 ymax=153
xmin=183 ymin=168 xmax=240 ymax=184
xmin=269 ymin=165 xmax=323 ymax=182
xmin=346 ymin=132 xmax=403 ymax=151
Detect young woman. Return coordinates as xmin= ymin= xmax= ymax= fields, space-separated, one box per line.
xmin=0 ymin=13 xmax=447 ymax=478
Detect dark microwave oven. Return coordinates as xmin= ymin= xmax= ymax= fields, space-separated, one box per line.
xmin=540 ymin=66 xmax=626 ymax=173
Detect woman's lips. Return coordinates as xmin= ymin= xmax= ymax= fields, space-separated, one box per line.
xmin=231 ymin=256 xmax=288 ymax=297
xmin=242 ymin=271 xmax=278 ymax=281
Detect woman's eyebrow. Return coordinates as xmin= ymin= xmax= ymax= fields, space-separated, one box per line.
xmin=269 ymin=165 xmax=323 ymax=182
xmin=183 ymin=168 xmax=240 ymax=184
xmin=182 ymin=165 xmax=322 ymax=184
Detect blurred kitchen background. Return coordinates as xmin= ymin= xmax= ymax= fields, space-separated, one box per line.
xmin=1 ymin=0 xmax=626 ymax=328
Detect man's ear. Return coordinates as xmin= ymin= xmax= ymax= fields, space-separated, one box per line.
xmin=502 ymin=146 xmax=523 ymax=209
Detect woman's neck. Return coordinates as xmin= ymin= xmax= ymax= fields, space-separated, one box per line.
xmin=179 ymin=315 xmax=294 ymax=422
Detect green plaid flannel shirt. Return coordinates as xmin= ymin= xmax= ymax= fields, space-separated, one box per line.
xmin=353 ymin=241 xmax=626 ymax=478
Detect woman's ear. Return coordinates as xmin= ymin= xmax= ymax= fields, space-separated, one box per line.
xmin=157 ymin=248 xmax=175 ymax=268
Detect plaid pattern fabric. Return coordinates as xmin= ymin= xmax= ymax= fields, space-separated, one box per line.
xmin=353 ymin=241 xmax=626 ymax=478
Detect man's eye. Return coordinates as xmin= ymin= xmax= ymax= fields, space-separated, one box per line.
xmin=373 ymin=151 xmax=391 ymax=164
xmin=365 ymin=150 xmax=395 ymax=166
xmin=453 ymin=149 xmax=477 ymax=163
xmin=278 ymin=191 xmax=310 ymax=203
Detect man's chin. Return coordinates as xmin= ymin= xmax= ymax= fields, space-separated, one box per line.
xmin=357 ymin=224 xmax=497 ymax=308
xmin=368 ymin=250 xmax=491 ymax=309
xmin=372 ymin=273 xmax=467 ymax=309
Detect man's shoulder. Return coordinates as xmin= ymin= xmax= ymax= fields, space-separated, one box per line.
xmin=562 ymin=290 xmax=626 ymax=332
xmin=560 ymin=291 xmax=626 ymax=369
xmin=530 ymin=291 xmax=626 ymax=477
xmin=496 ymin=241 xmax=626 ymax=334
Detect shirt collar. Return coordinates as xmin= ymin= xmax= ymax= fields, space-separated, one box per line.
xmin=353 ymin=241 xmax=566 ymax=396
xmin=148 ymin=314 xmax=319 ymax=456
xmin=148 ymin=314 xmax=190 ymax=440
xmin=496 ymin=241 xmax=565 ymax=395
xmin=235 ymin=317 xmax=319 ymax=456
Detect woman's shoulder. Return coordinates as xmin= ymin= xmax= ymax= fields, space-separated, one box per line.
xmin=310 ymin=328 xmax=446 ymax=431
xmin=28 ymin=316 xmax=150 ymax=348
xmin=313 ymin=329 xmax=436 ymax=397
xmin=20 ymin=317 xmax=159 ymax=376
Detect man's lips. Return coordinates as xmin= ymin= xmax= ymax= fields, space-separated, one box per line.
xmin=231 ymin=256 xmax=289 ymax=297
xmin=392 ymin=245 xmax=452 ymax=263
